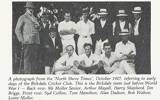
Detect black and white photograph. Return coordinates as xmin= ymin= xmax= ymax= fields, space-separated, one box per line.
xmin=12 ymin=1 xmax=151 ymax=75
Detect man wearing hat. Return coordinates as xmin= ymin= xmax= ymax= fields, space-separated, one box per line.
xmin=131 ymin=6 xmax=150 ymax=74
xmin=76 ymin=7 xmax=95 ymax=55
xmin=94 ymin=8 xmax=113 ymax=55
xmin=15 ymin=2 xmax=40 ymax=74
xmin=112 ymin=9 xmax=132 ymax=49
xmin=114 ymin=30 xmax=136 ymax=74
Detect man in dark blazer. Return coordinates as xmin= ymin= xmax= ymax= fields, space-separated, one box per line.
xmin=131 ymin=6 xmax=150 ymax=74
xmin=94 ymin=8 xmax=113 ymax=54
xmin=39 ymin=14 xmax=62 ymax=74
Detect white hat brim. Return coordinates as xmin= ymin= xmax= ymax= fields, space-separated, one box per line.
xmin=119 ymin=33 xmax=130 ymax=36
xmin=117 ymin=14 xmax=128 ymax=16
xmin=132 ymin=11 xmax=142 ymax=13
xmin=98 ymin=12 xmax=108 ymax=15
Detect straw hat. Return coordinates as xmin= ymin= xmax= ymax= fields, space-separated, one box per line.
xmin=98 ymin=8 xmax=108 ymax=15
xmin=117 ymin=10 xmax=128 ymax=17
xmin=132 ymin=6 xmax=143 ymax=13
xmin=119 ymin=29 xmax=130 ymax=36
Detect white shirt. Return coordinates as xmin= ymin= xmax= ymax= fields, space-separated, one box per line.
xmin=115 ymin=41 xmax=136 ymax=58
xmin=76 ymin=20 xmax=95 ymax=37
xmin=134 ymin=18 xmax=141 ymax=36
xmin=119 ymin=21 xmax=126 ymax=31
xmin=43 ymin=23 xmax=46 ymax=28
xmin=79 ymin=53 xmax=100 ymax=67
xmin=51 ymin=37 xmax=55 ymax=46
xmin=56 ymin=53 xmax=79 ymax=67
xmin=100 ymin=52 xmax=119 ymax=72
xmin=100 ymin=52 xmax=118 ymax=66
xmin=100 ymin=19 xmax=106 ymax=28
xmin=58 ymin=20 xmax=76 ymax=40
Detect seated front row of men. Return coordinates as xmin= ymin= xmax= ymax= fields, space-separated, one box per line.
xmin=51 ymin=30 xmax=136 ymax=74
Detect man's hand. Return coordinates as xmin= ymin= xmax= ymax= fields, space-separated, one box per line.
xmin=73 ymin=60 xmax=80 ymax=67
xmin=45 ymin=45 xmax=50 ymax=48
xmin=105 ymin=67 xmax=113 ymax=74
xmin=98 ymin=60 xmax=104 ymax=68
xmin=61 ymin=61 xmax=66 ymax=66
xmin=70 ymin=28 xmax=76 ymax=34
xmin=103 ymin=62 xmax=109 ymax=68
xmin=66 ymin=65 xmax=73 ymax=71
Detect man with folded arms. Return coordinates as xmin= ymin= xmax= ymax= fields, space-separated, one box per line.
xmin=99 ymin=42 xmax=135 ymax=74
xmin=78 ymin=43 xmax=100 ymax=74
xmin=114 ymin=30 xmax=136 ymax=74
xmin=53 ymin=45 xmax=85 ymax=75
xmin=58 ymin=10 xmax=77 ymax=54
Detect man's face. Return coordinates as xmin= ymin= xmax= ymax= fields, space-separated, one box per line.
xmin=121 ymin=35 xmax=129 ymax=42
xmin=82 ymin=13 xmax=88 ymax=20
xmin=133 ymin=13 xmax=141 ymax=20
xmin=84 ymin=45 xmax=92 ymax=56
xmin=64 ymin=13 xmax=71 ymax=22
xmin=41 ymin=17 xmax=47 ymax=23
xmin=49 ymin=32 xmax=56 ymax=38
xmin=26 ymin=8 xmax=34 ymax=15
xmin=100 ymin=14 xmax=107 ymax=20
xmin=66 ymin=45 xmax=74 ymax=56
xmin=119 ymin=16 xmax=125 ymax=21
xmin=103 ymin=45 xmax=112 ymax=55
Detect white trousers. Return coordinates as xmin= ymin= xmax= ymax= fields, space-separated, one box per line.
xmin=45 ymin=66 xmax=51 ymax=74
xmin=55 ymin=66 xmax=86 ymax=75
xmin=77 ymin=36 xmax=92 ymax=55
xmin=111 ymin=60 xmax=136 ymax=74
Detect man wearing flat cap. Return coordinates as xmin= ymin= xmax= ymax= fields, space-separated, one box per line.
xmin=15 ymin=2 xmax=40 ymax=74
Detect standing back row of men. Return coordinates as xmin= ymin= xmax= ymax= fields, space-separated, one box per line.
xmin=15 ymin=2 xmax=149 ymax=74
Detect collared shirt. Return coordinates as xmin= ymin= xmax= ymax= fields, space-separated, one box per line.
xmin=100 ymin=52 xmax=119 ymax=72
xmin=15 ymin=12 xmax=40 ymax=44
xmin=119 ymin=20 xmax=126 ymax=31
xmin=79 ymin=53 xmax=100 ymax=67
xmin=134 ymin=18 xmax=141 ymax=36
xmin=115 ymin=41 xmax=136 ymax=58
xmin=100 ymin=19 xmax=106 ymax=28
xmin=51 ymin=37 xmax=55 ymax=46
xmin=76 ymin=20 xmax=95 ymax=37
xmin=100 ymin=52 xmax=118 ymax=66
xmin=56 ymin=53 xmax=79 ymax=67
xmin=58 ymin=20 xmax=76 ymax=40
xmin=43 ymin=23 xmax=46 ymax=28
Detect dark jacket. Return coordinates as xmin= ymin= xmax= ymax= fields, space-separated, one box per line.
xmin=131 ymin=17 xmax=150 ymax=42
xmin=114 ymin=20 xmax=130 ymax=36
xmin=39 ymin=22 xmax=62 ymax=62
xmin=95 ymin=19 xmax=113 ymax=42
